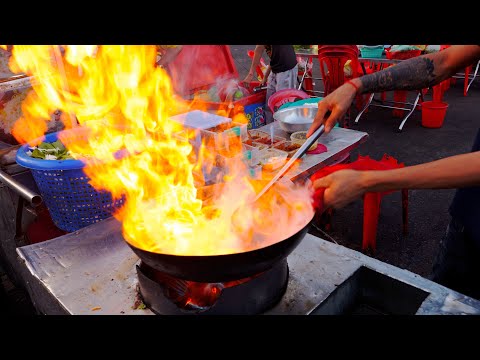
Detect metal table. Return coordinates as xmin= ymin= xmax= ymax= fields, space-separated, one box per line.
xmin=256 ymin=122 xmax=368 ymax=182
xmin=294 ymin=48 xmax=423 ymax=132
xmin=356 ymin=56 xmax=423 ymax=132
xmin=16 ymin=216 xmax=480 ymax=315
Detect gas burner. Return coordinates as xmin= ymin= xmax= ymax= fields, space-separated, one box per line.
xmin=136 ymin=259 xmax=289 ymax=315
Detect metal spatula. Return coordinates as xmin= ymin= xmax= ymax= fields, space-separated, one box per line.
xmin=254 ymin=124 xmax=325 ymax=202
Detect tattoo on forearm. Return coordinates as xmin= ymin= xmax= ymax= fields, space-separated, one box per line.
xmin=360 ymin=57 xmax=437 ymax=94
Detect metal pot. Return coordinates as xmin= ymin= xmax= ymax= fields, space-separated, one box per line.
xmin=273 ymin=104 xmax=318 ymax=133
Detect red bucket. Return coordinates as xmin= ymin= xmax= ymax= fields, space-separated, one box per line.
xmin=421 ymin=101 xmax=448 ymax=128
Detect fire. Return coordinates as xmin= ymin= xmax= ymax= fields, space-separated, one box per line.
xmin=8 ymin=45 xmax=314 ymax=255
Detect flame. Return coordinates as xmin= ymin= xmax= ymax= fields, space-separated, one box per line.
xmin=8 ymin=45 xmax=314 ymax=256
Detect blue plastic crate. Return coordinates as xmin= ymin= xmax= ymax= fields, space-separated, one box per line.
xmin=360 ymin=46 xmax=384 ymax=58
xmin=16 ymin=128 xmax=125 ymax=232
xmin=243 ymin=102 xmax=266 ymax=129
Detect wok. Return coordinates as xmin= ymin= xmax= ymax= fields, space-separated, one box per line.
xmin=126 ymin=181 xmax=315 ymax=283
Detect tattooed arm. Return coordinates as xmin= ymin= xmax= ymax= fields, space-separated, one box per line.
xmin=307 ymin=45 xmax=480 ymax=136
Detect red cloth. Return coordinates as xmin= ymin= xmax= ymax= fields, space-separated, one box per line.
xmin=310 ymin=154 xmax=406 ymax=251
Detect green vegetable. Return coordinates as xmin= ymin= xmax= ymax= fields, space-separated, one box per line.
xmin=52 ymin=140 xmax=66 ymax=152
xmin=28 ymin=140 xmax=74 ymax=160
xmin=31 ymin=148 xmax=46 ymax=159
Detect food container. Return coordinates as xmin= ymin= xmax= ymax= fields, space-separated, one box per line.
xmin=248 ymin=164 xmax=262 ymax=180
xmin=169 ymin=110 xmax=232 ymax=130
xmin=246 ymin=128 xmax=286 ymax=147
xmin=242 ymin=138 xmax=269 ymax=149
xmin=272 ymin=140 xmax=303 ymax=158
xmin=215 ymin=150 xmax=245 ymax=170
xmin=290 ymin=131 xmax=318 ymax=151
xmin=247 ymin=129 xmax=269 ymax=142
xmin=200 ymin=121 xmax=247 ymax=151
xmin=242 ymin=142 xmax=268 ymax=166
xmin=258 ymin=148 xmax=288 ymax=172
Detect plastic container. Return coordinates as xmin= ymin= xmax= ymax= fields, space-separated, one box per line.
xmin=242 ymin=143 xmax=268 ymax=166
xmin=360 ymin=46 xmax=384 ymax=58
xmin=273 ymin=140 xmax=303 ymax=157
xmin=385 ymin=49 xmax=422 ymax=60
xmin=200 ymin=121 xmax=247 ymax=150
xmin=15 ymin=127 xmax=125 ymax=232
xmin=246 ymin=129 xmax=269 ymax=141
xmin=249 ymin=134 xmax=286 ymax=147
xmin=215 ymin=150 xmax=244 ymax=170
xmin=248 ymin=164 xmax=262 ymax=180
xmin=267 ymin=88 xmax=310 ymax=113
xmin=421 ymin=101 xmax=448 ymax=128
xmin=258 ymin=148 xmax=288 ymax=172
xmin=169 ymin=110 xmax=232 ymax=130
xmin=290 ymin=131 xmax=318 ymax=151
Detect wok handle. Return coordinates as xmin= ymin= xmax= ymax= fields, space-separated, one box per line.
xmin=0 ymin=169 xmax=42 ymax=207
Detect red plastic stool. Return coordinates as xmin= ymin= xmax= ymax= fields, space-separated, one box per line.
xmin=267 ymin=88 xmax=310 ymax=113
xmin=311 ymin=154 xmax=408 ymax=252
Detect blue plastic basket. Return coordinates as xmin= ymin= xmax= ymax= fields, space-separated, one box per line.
xmin=16 ymin=128 xmax=125 ymax=232
xmin=360 ymin=46 xmax=384 ymax=58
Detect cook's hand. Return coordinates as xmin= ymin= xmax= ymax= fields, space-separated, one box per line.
xmin=313 ymin=169 xmax=367 ymax=209
xmin=306 ymin=82 xmax=358 ymax=137
xmin=243 ymin=72 xmax=254 ymax=83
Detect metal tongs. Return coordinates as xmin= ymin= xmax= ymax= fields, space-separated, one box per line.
xmin=254 ymin=124 xmax=325 ymax=202
xmin=253 ymin=85 xmax=267 ymax=93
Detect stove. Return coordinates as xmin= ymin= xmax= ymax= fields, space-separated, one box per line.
xmin=15 ymin=217 xmax=480 ymax=315
xmin=137 ymin=259 xmax=288 ymax=315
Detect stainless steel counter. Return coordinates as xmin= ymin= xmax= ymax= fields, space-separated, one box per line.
xmin=16 ymin=217 xmax=480 ymax=315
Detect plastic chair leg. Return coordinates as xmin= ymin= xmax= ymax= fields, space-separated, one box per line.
xmin=362 ymin=192 xmax=381 ymax=252
xmin=464 ymin=65 xmax=471 ymax=96
xmin=402 ymin=189 xmax=408 ymax=235
xmin=393 ymin=91 xmax=407 ymax=117
xmin=303 ymin=77 xmax=314 ymax=95
xmin=355 ymin=94 xmax=368 ymax=112
xmin=380 ymin=91 xmax=387 ymax=103
xmin=432 ymin=84 xmax=443 ymax=102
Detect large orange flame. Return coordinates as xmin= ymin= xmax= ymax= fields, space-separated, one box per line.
xmin=8 ymin=45 xmax=314 ymax=255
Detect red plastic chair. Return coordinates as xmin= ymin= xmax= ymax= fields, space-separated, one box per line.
xmin=311 ymin=154 xmax=408 ymax=253
xmin=297 ymin=55 xmax=314 ymax=95
xmin=247 ymin=50 xmax=268 ymax=81
xmin=317 ymin=45 xmax=360 ymax=95
xmin=439 ymin=45 xmax=474 ymax=97
xmin=316 ymin=45 xmax=367 ymax=122
xmin=267 ymin=88 xmax=310 ymax=113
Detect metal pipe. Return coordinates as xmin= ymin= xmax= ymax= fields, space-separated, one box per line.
xmin=0 ymin=73 xmax=30 ymax=83
xmin=0 ymin=169 xmax=42 ymax=207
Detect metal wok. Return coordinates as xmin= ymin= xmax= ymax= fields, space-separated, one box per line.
xmin=126 ymin=181 xmax=314 ymax=283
